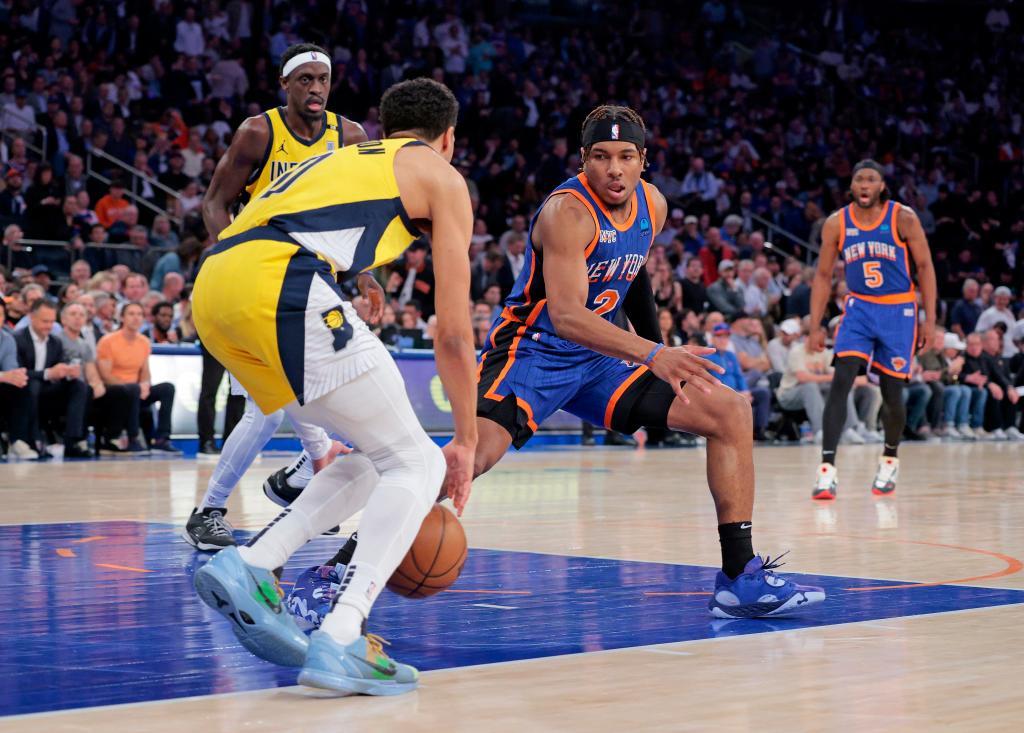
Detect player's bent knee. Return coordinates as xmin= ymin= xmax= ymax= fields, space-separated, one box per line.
xmin=710 ymin=387 xmax=753 ymax=439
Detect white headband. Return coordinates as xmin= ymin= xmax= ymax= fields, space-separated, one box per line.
xmin=282 ymin=51 xmax=331 ymax=79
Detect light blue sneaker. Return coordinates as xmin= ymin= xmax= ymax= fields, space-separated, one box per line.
xmin=708 ymin=554 xmax=825 ymax=619
xmin=297 ymin=630 xmax=419 ymax=696
xmin=194 ymin=546 xmax=309 ymax=666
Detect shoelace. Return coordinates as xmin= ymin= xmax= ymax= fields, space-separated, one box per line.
xmin=203 ymin=511 xmax=233 ymax=538
xmin=365 ymin=633 xmax=391 ymax=660
xmin=759 ymin=551 xmax=790 ymax=574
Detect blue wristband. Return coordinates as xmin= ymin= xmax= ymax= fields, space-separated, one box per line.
xmin=642 ymin=343 xmax=664 ymax=367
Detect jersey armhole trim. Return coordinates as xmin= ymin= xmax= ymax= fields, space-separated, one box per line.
xmin=640 ymin=180 xmax=657 ymax=248
xmin=837 ymin=207 xmax=846 ymax=253
xmin=246 ymin=111 xmax=274 ymax=186
xmin=891 ymin=202 xmax=908 ymax=248
xmin=551 ymin=188 xmax=601 ymax=258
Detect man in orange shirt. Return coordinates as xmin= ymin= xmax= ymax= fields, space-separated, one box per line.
xmin=94 ymin=180 xmax=131 ymax=229
xmin=96 ymin=302 xmax=181 ymax=454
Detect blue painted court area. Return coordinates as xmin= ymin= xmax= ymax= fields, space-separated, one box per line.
xmin=2 ymin=521 xmax=1022 ymax=717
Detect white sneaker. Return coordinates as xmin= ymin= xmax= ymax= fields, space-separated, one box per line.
xmin=10 ymin=440 xmax=39 ymax=460
xmin=842 ymin=427 xmax=866 ymax=444
xmin=1006 ymin=427 xmax=1024 ymax=442
xmin=944 ymin=424 xmax=962 ymax=440
xmin=992 ymin=428 xmax=1008 ymax=441
xmin=813 ymin=430 xmax=823 ymax=445
xmin=813 ymin=462 xmax=838 ymax=500
xmin=957 ymin=424 xmax=977 ymax=440
xmin=857 ymin=425 xmax=882 ymax=443
xmin=872 ymin=456 xmax=899 ymax=496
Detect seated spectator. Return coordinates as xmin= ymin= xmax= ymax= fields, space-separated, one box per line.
xmin=651 ymin=260 xmax=683 ymax=312
xmin=149 ymin=236 xmax=203 ymax=290
xmin=680 ymin=256 xmax=708 ymax=313
xmin=730 ymin=315 xmax=771 ymax=387
xmin=706 ymin=259 xmax=745 ymax=318
xmin=744 ymin=266 xmax=778 ymax=318
xmin=57 ymin=301 xmax=107 ymax=404
xmin=981 ymin=328 xmax=1022 ymax=440
xmin=161 ymin=272 xmax=185 ymax=304
xmin=976 ymin=286 xmax=1017 ymax=357
xmin=949 ymin=279 xmax=983 ymax=338
xmin=917 ymin=326 xmax=951 ymax=433
xmin=95 ymin=180 xmax=131 ymax=229
xmin=95 ymin=302 xmax=181 ymax=454
xmin=374 ymin=303 xmax=400 ymax=347
xmin=936 ymin=332 xmax=976 ymax=438
xmin=658 ymin=307 xmax=683 ymax=347
xmin=0 ymin=299 xmax=29 ymax=456
xmin=9 ymin=299 xmax=90 ymax=459
xmin=149 ymin=301 xmax=184 ymax=344
xmin=121 ymin=273 xmax=149 ymax=304
xmin=960 ymin=332 xmax=991 ymax=436
xmin=13 ymin=284 xmax=61 ymax=334
xmin=387 ymin=240 xmax=436 ymax=317
xmin=903 ymin=360 xmax=933 ymax=440
xmin=775 ymin=329 xmax=857 ymax=441
xmin=707 ymin=323 xmax=771 ymax=440
xmin=470 ymin=248 xmax=513 ymax=302
xmin=680 ymin=215 xmax=704 ymax=255
xmin=698 ymin=227 xmax=735 ymax=285
xmin=149 ymin=215 xmax=181 ymax=251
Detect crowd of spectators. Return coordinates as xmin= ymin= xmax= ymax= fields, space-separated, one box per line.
xmin=2 ymin=0 xmax=1024 ymax=455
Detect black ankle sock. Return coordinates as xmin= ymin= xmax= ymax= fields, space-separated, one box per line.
xmin=327 ymin=531 xmax=359 ymax=567
xmin=821 ymin=449 xmax=836 ymax=465
xmin=883 ymin=444 xmax=898 ymax=458
xmin=719 ymin=522 xmax=754 ymax=579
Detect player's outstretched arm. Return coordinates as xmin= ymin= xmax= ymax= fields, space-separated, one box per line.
xmin=899 ymin=206 xmax=937 ymax=351
xmin=808 ymin=213 xmax=841 ymax=351
xmin=538 ymin=195 xmax=723 ymax=403
xmin=426 ymin=165 xmax=477 ymax=515
xmin=201 ymin=115 xmax=269 ymax=240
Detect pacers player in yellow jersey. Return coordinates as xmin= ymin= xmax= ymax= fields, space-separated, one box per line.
xmin=191 ymin=79 xmax=477 ymax=696
xmin=183 ymin=43 xmax=371 ymax=553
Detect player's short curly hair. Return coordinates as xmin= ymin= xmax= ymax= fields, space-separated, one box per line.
xmin=380 ymin=78 xmax=459 ymax=141
xmin=279 ymin=43 xmax=330 ymax=77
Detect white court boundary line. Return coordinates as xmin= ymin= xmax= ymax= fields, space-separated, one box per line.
xmin=4 ymin=601 xmax=1022 ymax=722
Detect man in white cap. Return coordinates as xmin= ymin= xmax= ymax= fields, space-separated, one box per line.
xmin=768 ymin=318 xmax=802 ymax=375
xmin=976 ymin=286 xmax=1017 ymax=357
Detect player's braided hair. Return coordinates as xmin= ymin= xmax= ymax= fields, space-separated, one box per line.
xmin=579 ymin=104 xmax=649 ymax=169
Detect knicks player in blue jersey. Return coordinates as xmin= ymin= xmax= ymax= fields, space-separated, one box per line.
xmin=808 ymin=159 xmax=937 ymax=500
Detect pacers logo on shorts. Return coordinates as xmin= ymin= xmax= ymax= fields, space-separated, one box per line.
xmin=321 ymin=307 xmax=353 ymax=352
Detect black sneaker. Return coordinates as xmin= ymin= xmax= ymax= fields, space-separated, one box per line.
xmin=151 ymin=438 xmax=183 ymax=455
xmin=126 ymin=439 xmax=150 ymax=455
xmin=263 ymin=465 xmax=306 ymax=507
xmin=604 ymin=430 xmax=638 ymax=447
xmin=197 ymin=440 xmax=220 ymax=457
xmin=99 ymin=439 xmax=125 ymax=455
xmin=64 ymin=441 xmax=94 ymax=460
xmin=181 ymin=507 xmax=236 ymax=552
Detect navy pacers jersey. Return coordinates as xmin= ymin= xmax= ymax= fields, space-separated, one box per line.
xmin=834 ymin=200 xmax=918 ymax=378
xmin=502 ymin=173 xmax=656 ymax=345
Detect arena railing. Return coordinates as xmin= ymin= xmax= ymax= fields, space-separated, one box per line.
xmin=4 ymin=238 xmax=176 ymax=275
xmin=85 ymin=148 xmax=184 ymax=227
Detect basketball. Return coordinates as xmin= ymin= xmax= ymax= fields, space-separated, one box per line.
xmin=386 ymin=504 xmax=468 ymax=598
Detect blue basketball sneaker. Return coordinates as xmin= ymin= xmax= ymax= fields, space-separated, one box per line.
xmin=287 ymin=564 xmax=344 ymax=628
xmin=194 ymin=546 xmax=309 ymax=666
xmin=708 ymin=554 xmax=825 ymax=619
xmin=297 ymin=630 xmax=419 ymax=696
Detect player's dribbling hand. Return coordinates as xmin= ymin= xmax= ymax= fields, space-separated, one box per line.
xmin=441 ymin=441 xmax=475 ymax=517
xmin=649 ymin=345 xmax=724 ymax=405
xmin=357 ymin=273 xmax=385 ymax=324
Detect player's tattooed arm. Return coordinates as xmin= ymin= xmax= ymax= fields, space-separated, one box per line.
xmin=898 ymin=205 xmax=937 ymax=351
xmin=807 ymin=211 xmax=843 ymax=352
xmin=201 ymin=115 xmax=270 ymax=240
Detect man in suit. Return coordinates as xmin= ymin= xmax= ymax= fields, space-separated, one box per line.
xmin=10 ymin=299 xmax=91 ymax=459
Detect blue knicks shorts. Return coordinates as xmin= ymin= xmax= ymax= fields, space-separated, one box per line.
xmin=834 ymin=294 xmax=918 ymax=379
xmin=476 ymin=319 xmax=666 ymax=448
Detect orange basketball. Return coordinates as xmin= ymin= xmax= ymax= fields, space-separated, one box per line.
xmin=386 ymin=504 xmax=468 ymax=598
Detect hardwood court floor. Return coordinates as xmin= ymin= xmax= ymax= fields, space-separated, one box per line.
xmin=1 ymin=442 xmax=1022 ymax=731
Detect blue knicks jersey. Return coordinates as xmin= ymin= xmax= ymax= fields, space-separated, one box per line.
xmin=501 ymin=173 xmax=656 ymax=345
xmin=839 ymin=200 xmax=914 ymax=299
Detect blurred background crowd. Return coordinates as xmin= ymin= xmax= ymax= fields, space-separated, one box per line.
xmin=2 ymin=0 xmax=1023 ymax=455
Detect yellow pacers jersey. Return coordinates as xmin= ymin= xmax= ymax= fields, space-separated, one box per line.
xmin=194 ymin=138 xmax=424 ymax=413
xmin=243 ymin=106 xmax=343 ymax=200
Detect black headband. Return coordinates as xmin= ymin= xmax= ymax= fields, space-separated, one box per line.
xmin=582 ymin=116 xmax=645 ymax=149
xmin=852 ymin=159 xmax=885 ymax=177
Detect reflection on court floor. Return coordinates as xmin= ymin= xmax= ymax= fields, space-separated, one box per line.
xmin=2 ymin=521 xmax=1022 ymax=717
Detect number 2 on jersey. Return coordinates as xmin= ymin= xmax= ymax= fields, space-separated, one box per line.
xmin=593 ymin=289 xmax=619 ymax=317
xmin=863 ymin=261 xmax=884 ymax=288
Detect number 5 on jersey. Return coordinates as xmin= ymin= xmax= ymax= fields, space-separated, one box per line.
xmin=863 ymin=261 xmax=884 ymax=288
